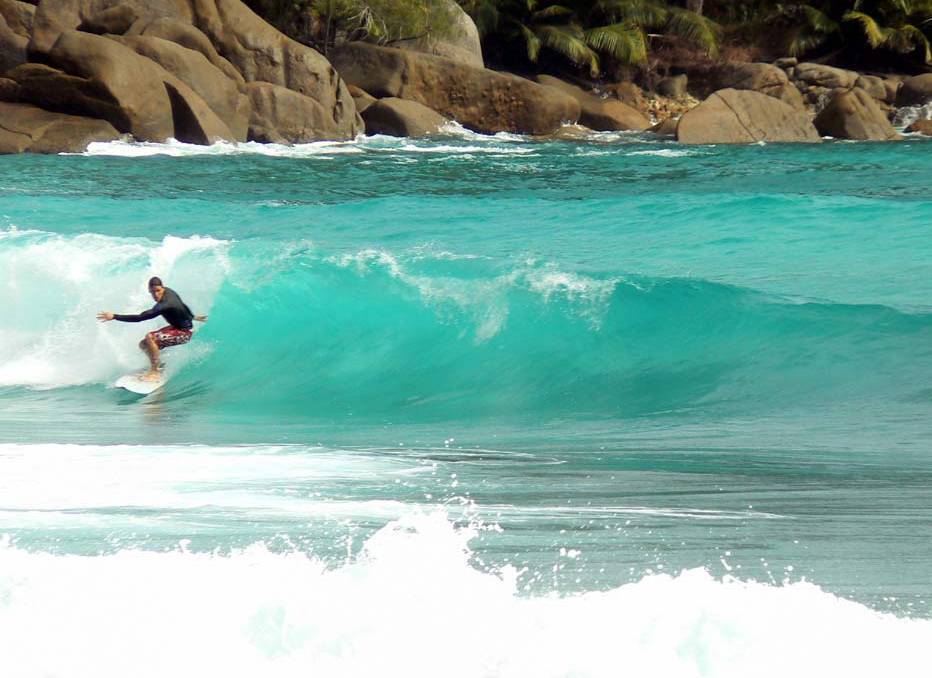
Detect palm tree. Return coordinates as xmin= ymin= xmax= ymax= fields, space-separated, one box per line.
xmin=459 ymin=0 xmax=719 ymax=76
xmin=753 ymin=1 xmax=931 ymax=64
xmin=843 ymin=0 xmax=932 ymax=63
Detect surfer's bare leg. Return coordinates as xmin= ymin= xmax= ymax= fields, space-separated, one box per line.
xmin=139 ymin=333 xmax=161 ymax=380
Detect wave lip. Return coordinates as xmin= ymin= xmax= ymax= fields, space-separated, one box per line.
xmin=0 ymin=512 xmax=928 ymax=678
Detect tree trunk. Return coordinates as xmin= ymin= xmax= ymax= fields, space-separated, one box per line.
xmin=686 ymin=0 xmax=703 ymax=14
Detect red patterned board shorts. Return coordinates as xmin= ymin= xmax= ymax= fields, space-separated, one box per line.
xmin=150 ymin=326 xmax=193 ymax=350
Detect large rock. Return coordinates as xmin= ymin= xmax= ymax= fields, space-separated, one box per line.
xmin=0 ymin=0 xmax=34 ymax=37
xmin=245 ymin=81 xmax=361 ymax=143
xmin=906 ymin=119 xmax=932 ymax=135
xmin=611 ymin=81 xmax=649 ymax=113
xmin=814 ymin=88 xmax=900 ymax=141
xmin=793 ymin=62 xmax=858 ymax=89
xmin=185 ymin=0 xmax=359 ymax=138
xmin=1 ymin=14 xmax=27 ymax=73
xmin=331 ymin=42 xmax=579 ymax=135
xmin=394 ymin=0 xmax=482 ymax=68
xmin=709 ymin=62 xmax=788 ymax=94
xmin=16 ymin=30 xmax=234 ymax=143
xmin=362 ymin=97 xmax=448 ymax=137
xmin=78 ymin=3 xmax=141 ymax=34
xmin=0 ymin=100 xmax=118 ymax=153
xmin=0 ymin=75 xmax=19 ymax=100
xmin=896 ymin=73 xmax=932 ymax=107
xmin=27 ymin=0 xmax=361 ymax=140
xmin=110 ymin=34 xmax=250 ymax=141
xmin=42 ymin=29 xmax=177 ymax=139
xmin=29 ymin=0 xmax=185 ymax=54
xmin=536 ymin=75 xmax=649 ymax=131
xmin=855 ymin=75 xmax=886 ymax=102
xmin=131 ymin=16 xmax=244 ymax=86
xmin=883 ymin=78 xmax=902 ymax=104
xmin=650 ymin=117 xmax=679 ymax=136
xmin=693 ymin=61 xmax=806 ymax=110
xmin=677 ymin=88 xmax=821 ymax=144
xmin=347 ymin=84 xmax=375 ymax=114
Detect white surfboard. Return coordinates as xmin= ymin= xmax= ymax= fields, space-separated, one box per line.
xmin=114 ymin=373 xmax=165 ymax=395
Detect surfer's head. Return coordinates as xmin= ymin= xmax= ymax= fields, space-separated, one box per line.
xmin=148 ymin=276 xmax=165 ymax=302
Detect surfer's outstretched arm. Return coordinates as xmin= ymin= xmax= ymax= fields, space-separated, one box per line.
xmin=97 ymin=306 xmax=160 ymax=322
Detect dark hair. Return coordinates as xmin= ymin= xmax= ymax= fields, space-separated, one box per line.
xmin=148 ymin=276 xmax=163 ymax=289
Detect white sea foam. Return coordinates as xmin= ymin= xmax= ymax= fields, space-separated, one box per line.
xmin=80 ymin=138 xmax=367 ymax=157
xmin=78 ymin=133 xmax=533 ymax=158
xmin=626 ymin=149 xmax=703 ymax=158
xmin=893 ymin=102 xmax=932 ymax=129
xmin=0 ymin=509 xmax=928 ymax=678
xmin=0 ymin=232 xmax=227 ymax=387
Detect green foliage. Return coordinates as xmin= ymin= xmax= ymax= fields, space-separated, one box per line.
xmin=245 ymin=0 xmax=932 ymax=71
xmin=842 ymin=0 xmax=932 ymax=62
xmin=246 ymin=0 xmax=459 ymax=50
xmin=711 ymin=1 xmax=932 ymax=63
xmin=459 ymin=0 xmax=719 ymax=76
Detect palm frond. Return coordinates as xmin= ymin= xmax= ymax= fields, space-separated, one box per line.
xmin=585 ymin=21 xmax=647 ymax=64
xmin=595 ymin=0 xmax=668 ymax=29
xmin=532 ymin=4 xmax=574 ymax=21
xmin=516 ymin=20 xmax=543 ymax=61
xmin=665 ymin=8 xmax=719 ymax=55
xmin=886 ymin=23 xmax=932 ymax=60
xmin=843 ymin=10 xmax=889 ymax=48
xmin=536 ymin=23 xmax=601 ymax=75
xmin=799 ymin=4 xmax=839 ymax=34
xmin=786 ymin=26 xmax=831 ymax=56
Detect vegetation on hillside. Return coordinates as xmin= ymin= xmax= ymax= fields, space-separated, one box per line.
xmin=726 ymin=1 xmax=932 ymax=66
xmin=247 ymin=0 xmax=932 ymax=73
xmin=246 ymin=0 xmax=460 ymax=52
xmin=457 ymin=1 xmax=718 ymax=76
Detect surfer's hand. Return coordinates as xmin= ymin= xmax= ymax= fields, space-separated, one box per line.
xmin=97 ymin=312 xmax=114 ymax=322
xmin=194 ymin=315 xmax=208 ymax=322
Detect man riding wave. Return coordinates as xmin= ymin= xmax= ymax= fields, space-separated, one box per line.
xmin=98 ymin=276 xmax=207 ymax=381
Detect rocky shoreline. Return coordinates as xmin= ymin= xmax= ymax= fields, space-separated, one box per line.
xmin=1 ymin=0 xmax=931 ymax=154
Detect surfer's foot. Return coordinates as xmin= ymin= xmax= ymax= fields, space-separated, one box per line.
xmin=140 ymin=370 xmax=162 ymax=382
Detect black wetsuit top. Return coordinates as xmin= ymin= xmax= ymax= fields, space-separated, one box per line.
xmin=113 ymin=288 xmax=195 ymax=330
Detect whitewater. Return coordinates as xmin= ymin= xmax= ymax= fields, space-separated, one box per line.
xmin=1 ymin=132 xmax=931 ymax=676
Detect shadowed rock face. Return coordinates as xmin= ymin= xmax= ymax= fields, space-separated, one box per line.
xmin=111 ymin=34 xmax=250 ymax=141
xmin=3 ymin=0 xmax=361 ymax=152
xmin=1 ymin=13 xmax=28 ymax=74
xmin=0 ymin=100 xmax=118 ymax=152
xmin=677 ymin=88 xmax=821 ymax=144
xmin=330 ymin=42 xmax=580 ymax=136
xmin=29 ymin=0 xmax=187 ymax=54
xmin=897 ymin=74 xmax=932 ymax=107
xmin=690 ymin=62 xmax=805 ymax=110
xmin=361 ymin=98 xmax=448 ymax=138
xmin=245 ymin=81 xmax=362 ymax=144
xmin=176 ymin=0 xmax=359 ymax=141
xmin=536 ymin=75 xmax=650 ymax=132
xmin=131 ymin=16 xmax=244 ymax=86
xmin=43 ymin=30 xmax=178 ymax=139
xmin=815 ymin=88 xmax=900 ymax=141
xmin=0 ymin=0 xmax=34 ymax=37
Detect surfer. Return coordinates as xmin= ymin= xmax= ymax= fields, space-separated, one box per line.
xmin=97 ymin=277 xmax=207 ymax=381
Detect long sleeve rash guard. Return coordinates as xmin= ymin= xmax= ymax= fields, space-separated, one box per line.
xmin=113 ymin=288 xmax=195 ymax=330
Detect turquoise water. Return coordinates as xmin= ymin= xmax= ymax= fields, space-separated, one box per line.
xmin=1 ymin=134 xmax=931 ymax=675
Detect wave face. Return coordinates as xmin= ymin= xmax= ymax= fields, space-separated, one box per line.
xmin=3 ymin=227 xmax=931 ymax=423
